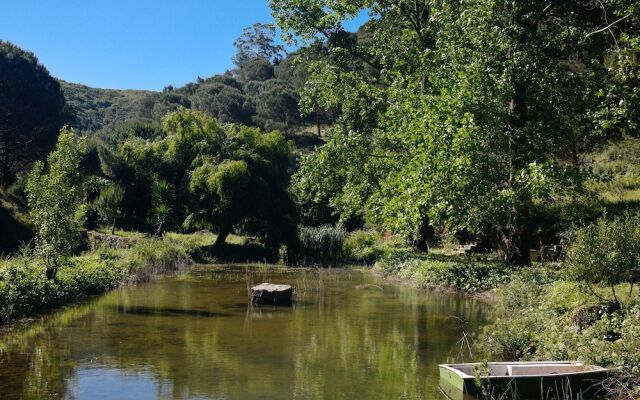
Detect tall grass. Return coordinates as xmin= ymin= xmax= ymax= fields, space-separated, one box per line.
xmin=295 ymin=225 xmax=346 ymax=265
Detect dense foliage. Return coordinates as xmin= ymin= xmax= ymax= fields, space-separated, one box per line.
xmin=376 ymin=252 xmax=512 ymax=293
xmin=96 ymin=109 xmax=299 ymax=249
xmin=0 ymin=41 xmax=74 ymax=186
xmin=274 ymin=0 xmax=640 ymax=265
xmin=0 ymin=237 xmax=192 ymax=323
xmin=564 ymin=214 xmax=640 ymax=302
xmin=483 ymin=268 xmax=640 ymax=396
xmin=60 ymin=81 xmax=153 ymax=132
xmin=295 ymin=225 xmax=346 ymax=265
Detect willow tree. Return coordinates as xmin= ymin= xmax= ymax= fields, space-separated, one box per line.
xmin=189 ymin=124 xmax=298 ymax=248
xmin=273 ymin=0 xmax=637 ymax=264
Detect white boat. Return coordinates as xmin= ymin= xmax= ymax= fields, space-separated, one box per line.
xmin=439 ymin=361 xmax=608 ymax=399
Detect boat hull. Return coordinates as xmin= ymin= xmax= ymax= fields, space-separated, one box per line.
xmin=439 ymin=362 xmax=607 ymax=400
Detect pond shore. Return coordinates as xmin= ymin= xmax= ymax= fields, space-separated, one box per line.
xmin=373 ymin=249 xmax=640 ymax=398
xmin=2 ymin=230 xmax=638 ymax=399
xmin=0 ymin=234 xmax=193 ymax=325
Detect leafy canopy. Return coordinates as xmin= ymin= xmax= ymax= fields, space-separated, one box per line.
xmin=274 ymin=0 xmax=639 ymax=264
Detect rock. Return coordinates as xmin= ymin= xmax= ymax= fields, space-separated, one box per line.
xmin=250 ymin=283 xmax=293 ymax=305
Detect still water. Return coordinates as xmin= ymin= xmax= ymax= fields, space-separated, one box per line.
xmin=0 ymin=265 xmax=492 ymax=399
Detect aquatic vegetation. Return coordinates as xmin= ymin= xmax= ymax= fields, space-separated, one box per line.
xmin=294 ymin=225 xmax=346 ymax=265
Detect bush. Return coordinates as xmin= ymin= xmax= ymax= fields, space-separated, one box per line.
xmin=295 ymin=225 xmax=346 ymax=265
xmin=564 ymin=214 xmax=640 ymax=301
xmin=0 ymin=238 xmax=192 ymax=324
xmin=481 ymin=269 xmax=640 ymax=393
xmin=95 ymin=183 xmax=125 ymax=234
xmin=0 ymin=249 xmax=52 ymax=322
xmin=343 ymin=230 xmax=393 ymax=263
xmin=26 ymin=129 xmax=88 ymax=278
xmin=121 ymin=239 xmax=191 ymax=282
xmin=376 ymin=250 xmax=511 ymax=293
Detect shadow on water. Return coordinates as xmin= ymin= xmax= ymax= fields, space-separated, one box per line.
xmin=108 ymin=305 xmax=233 ymax=318
xmin=199 ymin=243 xmax=279 ymax=263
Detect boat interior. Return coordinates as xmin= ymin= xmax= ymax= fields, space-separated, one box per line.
xmin=446 ymin=362 xmax=600 ymax=378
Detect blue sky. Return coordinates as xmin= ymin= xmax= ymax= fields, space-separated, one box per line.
xmin=0 ymin=0 xmax=367 ymax=91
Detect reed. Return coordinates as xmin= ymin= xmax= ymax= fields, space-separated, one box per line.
xmin=295 ymin=225 xmax=346 ymax=266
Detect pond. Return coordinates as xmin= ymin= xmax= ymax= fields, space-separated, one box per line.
xmin=0 ymin=265 xmax=492 ymax=399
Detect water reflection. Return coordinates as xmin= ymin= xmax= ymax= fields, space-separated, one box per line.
xmin=0 ymin=266 xmax=492 ymax=399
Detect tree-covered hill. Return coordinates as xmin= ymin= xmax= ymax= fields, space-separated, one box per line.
xmin=58 ymin=23 xmax=337 ymax=137
xmin=60 ymin=81 xmax=153 ymax=132
xmin=0 ymin=40 xmax=73 ymax=187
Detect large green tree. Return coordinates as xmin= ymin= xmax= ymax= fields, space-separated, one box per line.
xmin=189 ymin=125 xmax=298 ymax=247
xmin=254 ymin=80 xmax=301 ymax=134
xmin=0 ymin=41 xmax=74 ymax=186
xmin=99 ymin=109 xmax=298 ymax=247
xmin=233 ymin=23 xmax=286 ymax=68
xmin=274 ymin=0 xmax=639 ymax=265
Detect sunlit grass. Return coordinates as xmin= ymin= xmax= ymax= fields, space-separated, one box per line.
xmin=94 ymin=228 xmax=146 ymax=238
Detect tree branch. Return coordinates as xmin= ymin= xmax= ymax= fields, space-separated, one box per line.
xmin=585 ymin=13 xmax=631 ymax=38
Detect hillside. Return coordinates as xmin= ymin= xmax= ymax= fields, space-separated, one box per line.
xmin=60 ymin=81 xmax=155 ymax=132
xmin=59 ymin=43 xmax=336 ymax=136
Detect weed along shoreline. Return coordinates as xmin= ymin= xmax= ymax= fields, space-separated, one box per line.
xmin=0 ymin=232 xmax=194 ymax=325
xmin=1 ymin=229 xmax=503 ymax=327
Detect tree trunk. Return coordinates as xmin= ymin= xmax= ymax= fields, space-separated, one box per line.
xmin=501 ymin=227 xmax=531 ymax=266
xmin=45 ymin=260 xmax=59 ymax=280
xmin=412 ymin=216 xmax=433 ymax=253
xmin=215 ymin=225 xmax=231 ymax=247
xmin=316 ymin=114 xmax=322 ymax=137
xmin=111 ymin=216 xmax=117 ymax=235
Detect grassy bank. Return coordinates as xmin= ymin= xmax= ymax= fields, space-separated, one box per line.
xmin=0 ymin=236 xmax=193 ymax=324
xmin=376 ymin=252 xmax=640 ymax=397
xmin=375 ymin=250 xmax=512 ymax=295
xmin=479 ymin=267 xmax=640 ymax=397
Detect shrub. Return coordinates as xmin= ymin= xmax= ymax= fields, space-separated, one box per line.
xmin=26 ymin=128 xmax=88 ymax=278
xmin=564 ymin=214 xmax=640 ymax=302
xmin=481 ymin=269 xmax=640 ymax=394
xmin=343 ymin=230 xmax=392 ymax=263
xmin=120 ymin=239 xmax=191 ymax=282
xmin=295 ymin=225 xmax=346 ymax=265
xmin=95 ymin=183 xmax=125 ymax=234
xmin=0 ymin=248 xmax=52 ymax=322
xmin=0 ymin=238 xmax=193 ymax=324
xmin=376 ymin=250 xmax=511 ymax=293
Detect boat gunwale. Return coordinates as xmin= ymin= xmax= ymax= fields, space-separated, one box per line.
xmin=439 ymin=361 xmax=607 ymax=379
